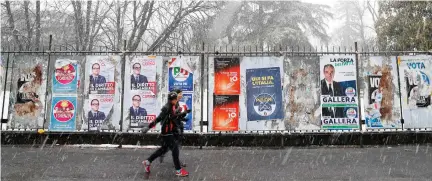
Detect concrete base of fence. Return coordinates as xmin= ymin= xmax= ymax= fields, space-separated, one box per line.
xmin=2 ymin=131 xmax=432 ymax=147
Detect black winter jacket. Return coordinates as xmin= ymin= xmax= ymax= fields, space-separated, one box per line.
xmin=148 ymin=102 xmax=187 ymax=135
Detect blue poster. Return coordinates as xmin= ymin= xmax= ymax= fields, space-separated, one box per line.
xmin=179 ymin=93 xmax=193 ymax=130
xmin=49 ymin=96 xmax=77 ymax=131
xmin=246 ymin=67 xmax=284 ymax=121
xmin=52 ymin=61 xmax=78 ymax=94
xmin=168 ymin=67 xmax=194 ymax=92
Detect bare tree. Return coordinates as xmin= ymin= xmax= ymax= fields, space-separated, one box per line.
xmin=71 ymin=0 xmax=113 ymax=51
xmin=4 ymin=1 xmax=23 ymax=50
xmin=35 ymin=0 xmax=41 ymax=50
xmin=23 ymin=1 xmax=32 ymax=50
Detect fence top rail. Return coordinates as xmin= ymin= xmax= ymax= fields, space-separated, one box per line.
xmin=1 ymin=50 xmax=430 ymax=55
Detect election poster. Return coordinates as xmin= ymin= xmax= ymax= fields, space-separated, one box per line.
xmin=85 ymin=94 xmax=114 ymax=131
xmin=85 ymin=56 xmax=116 ymax=95
xmin=52 ymin=59 xmax=79 ymax=94
xmin=320 ymin=55 xmax=359 ymax=129
xmin=125 ymin=56 xmax=159 ymax=97
xmin=179 ymin=93 xmax=193 ymax=130
xmin=246 ymin=67 xmax=284 ymax=121
xmin=49 ymin=96 xmax=76 ymax=131
xmin=212 ymin=95 xmax=239 ymax=131
xmin=9 ymin=56 xmax=47 ymax=129
xmin=236 ymin=57 xmax=285 ymax=131
xmin=398 ymin=55 xmax=432 ymax=128
xmin=214 ymin=57 xmax=240 ymax=95
xmin=168 ymin=56 xmax=196 ymax=92
xmin=123 ymin=90 xmax=157 ymax=129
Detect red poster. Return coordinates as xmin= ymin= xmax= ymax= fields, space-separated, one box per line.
xmin=212 ymin=95 xmax=239 ymax=131
xmin=214 ymin=58 xmax=240 ymax=95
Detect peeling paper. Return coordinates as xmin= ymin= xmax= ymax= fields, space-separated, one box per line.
xmin=8 ymin=56 xmax=47 ymax=129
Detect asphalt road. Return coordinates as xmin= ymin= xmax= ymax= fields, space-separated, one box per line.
xmin=1 ymin=145 xmax=432 ymax=181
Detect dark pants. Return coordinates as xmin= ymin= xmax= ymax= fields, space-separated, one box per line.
xmin=161 ymin=129 xmax=183 ymax=155
xmin=147 ymin=135 xmax=181 ymax=170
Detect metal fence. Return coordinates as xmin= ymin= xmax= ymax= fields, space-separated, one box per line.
xmin=1 ymin=40 xmax=432 ymax=135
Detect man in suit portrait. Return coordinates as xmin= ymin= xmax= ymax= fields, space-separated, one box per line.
xmin=89 ymin=63 xmax=107 ymax=86
xmin=88 ymin=99 xmax=106 ymax=122
xmin=321 ymin=64 xmax=345 ymax=118
xmin=131 ymin=63 xmax=148 ymax=89
xmin=129 ymin=95 xmax=147 ymax=117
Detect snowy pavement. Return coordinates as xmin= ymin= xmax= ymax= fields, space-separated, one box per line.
xmin=1 ymin=145 xmax=432 ymax=181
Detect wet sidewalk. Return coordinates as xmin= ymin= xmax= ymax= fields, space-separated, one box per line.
xmin=1 ymin=145 xmax=431 ymax=181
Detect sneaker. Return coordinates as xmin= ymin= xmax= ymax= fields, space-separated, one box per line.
xmin=175 ymin=168 xmax=189 ymax=177
xmin=142 ymin=160 xmax=151 ymax=173
xmin=159 ymin=154 xmax=165 ymax=163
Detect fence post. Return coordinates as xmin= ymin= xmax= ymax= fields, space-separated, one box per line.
xmin=1 ymin=54 xmax=10 ymax=124
xmin=118 ymin=39 xmax=127 ymax=148
xmin=355 ymin=42 xmax=364 ymax=148
xmin=42 ymin=35 xmax=53 ymax=131
xmin=396 ymin=56 xmax=405 ymax=129
xmin=200 ymin=42 xmax=205 ymax=149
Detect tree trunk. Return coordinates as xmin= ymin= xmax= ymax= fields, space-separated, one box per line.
xmin=84 ymin=1 xmax=92 ymax=51
xmin=24 ymin=1 xmax=32 ymax=50
xmin=258 ymin=2 xmax=264 ymax=49
xmin=35 ymin=0 xmax=41 ymax=51
xmin=72 ymin=1 xmax=84 ymax=51
xmin=5 ymin=1 xmax=23 ymax=50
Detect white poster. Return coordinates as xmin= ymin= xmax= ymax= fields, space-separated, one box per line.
xmin=398 ymin=55 xmax=432 ymax=128
xmin=83 ymin=55 xmax=121 ymax=131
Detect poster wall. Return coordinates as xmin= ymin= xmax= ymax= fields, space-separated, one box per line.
xmin=212 ymin=95 xmax=239 ymax=131
xmin=52 ymin=59 xmax=79 ymax=94
xmin=9 ymin=56 xmax=47 ymax=129
xmin=362 ymin=56 xmax=401 ymax=129
xmin=83 ymin=55 xmax=121 ymax=131
xmin=49 ymin=96 xmax=77 ymax=131
xmin=398 ymin=55 xmax=432 ymax=128
xmin=246 ymin=67 xmax=284 ymax=121
xmin=320 ymin=55 xmax=359 ymax=129
xmin=214 ymin=58 xmax=240 ymax=95
xmin=239 ymin=57 xmax=285 ymax=130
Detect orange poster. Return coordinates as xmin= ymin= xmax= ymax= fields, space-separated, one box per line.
xmin=214 ymin=57 xmax=240 ymax=95
xmin=212 ymin=95 xmax=239 ymax=131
